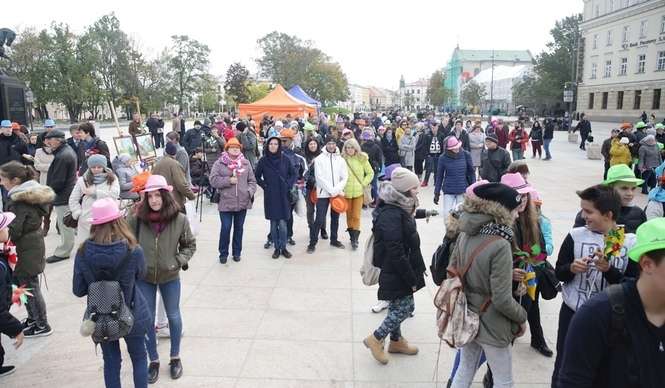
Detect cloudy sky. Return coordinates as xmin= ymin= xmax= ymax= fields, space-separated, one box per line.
xmin=6 ymin=0 xmax=582 ymax=90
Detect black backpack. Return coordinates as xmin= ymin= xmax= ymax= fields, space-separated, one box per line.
xmin=606 ymin=284 xmax=640 ymax=387
xmin=430 ymin=237 xmax=455 ymax=286
xmin=83 ymin=248 xmax=134 ymax=343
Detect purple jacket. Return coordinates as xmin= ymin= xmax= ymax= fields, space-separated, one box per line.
xmin=209 ymin=155 xmax=258 ymax=212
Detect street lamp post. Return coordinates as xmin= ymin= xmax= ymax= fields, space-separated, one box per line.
xmin=25 ymin=89 xmax=34 ymax=131
xmin=489 ymin=49 xmax=495 ymax=115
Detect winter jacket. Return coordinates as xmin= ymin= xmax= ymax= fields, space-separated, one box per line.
xmin=529 ymin=126 xmax=543 ymax=142
xmin=7 ymin=181 xmax=54 ymax=278
xmin=601 ymin=137 xmax=614 ymax=162
xmin=283 ymin=148 xmax=307 ymax=180
xmin=145 ymin=117 xmax=164 ymax=135
xmin=576 ymin=119 xmax=592 ymax=136
xmin=128 ymin=120 xmax=143 ymax=137
xmin=609 ymin=138 xmax=633 ymax=166
xmin=0 ymin=133 xmax=27 ymax=166
xmin=448 ymin=195 xmax=528 ymax=347
xmin=313 ymin=147 xmax=348 ymax=199
xmin=496 ymin=126 xmax=509 ymax=149
xmin=558 ymin=280 xmax=665 ymax=388
xmin=343 ymin=153 xmax=374 ymax=199
xmin=209 ymin=154 xmax=258 ymax=212
xmin=47 ymin=142 xmax=78 ymax=206
xmin=573 ymin=206 xmax=646 ymax=234
xmin=0 ymin=257 xmax=22 ymax=340
xmin=240 ymin=129 xmax=260 ymax=169
xmin=66 ymin=137 xmax=83 ymax=167
xmin=173 ymin=144 xmax=191 ymax=182
xmin=33 ymin=148 xmax=54 ymax=185
xmin=361 ymin=140 xmax=383 ymax=173
xmin=182 ymin=127 xmax=204 ymax=154
xmin=539 ymin=215 xmax=554 ymax=257
xmin=452 ymin=129 xmax=471 ymax=152
xmin=479 ymin=147 xmax=512 ymax=183
xmin=255 ymin=148 xmax=297 ymax=220
xmin=127 ymin=213 xmax=196 ymax=285
xmin=372 ymin=193 xmax=426 ymax=301
xmin=112 ymin=158 xmax=139 ymax=200
xmin=69 ymin=172 xmax=120 ymax=232
xmin=398 ymin=132 xmax=416 ymax=167
xmin=380 ymin=135 xmax=400 ymax=166
xmin=419 ymin=131 xmax=446 ymax=157
xmin=638 ymin=141 xmax=662 ymax=170
xmin=468 ymin=131 xmax=485 ymax=168
xmin=543 ymin=121 xmax=554 ymax=140
xmin=152 ymin=156 xmax=196 ymax=208
xmin=434 ymin=150 xmax=475 ymax=195
xmin=509 ymin=128 xmax=529 ymax=151
xmin=73 ymin=240 xmax=151 ymax=337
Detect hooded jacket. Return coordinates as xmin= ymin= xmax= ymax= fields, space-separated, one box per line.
xmin=479 ymin=147 xmax=512 ymax=183
xmin=448 ymin=195 xmax=528 ymax=347
xmin=609 ymin=138 xmax=632 ymax=166
xmin=209 ymin=153 xmax=258 ymax=212
xmin=255 ymin=139 xmax=297 ymax=220
xmin=313 ymin=146 xmax=348 ymax=199
xmin=69 ymin=170 xmax=120 ymax=231
xmin=638 ymin=139 xmax=662 ymax=170
xmin=7 ymin=181 xmax=54 ymax=278
xmin=380 ymin=133 xmax=400 ymax=166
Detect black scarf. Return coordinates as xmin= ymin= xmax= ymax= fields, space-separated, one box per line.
xmin=478 ymin=222 xmax=513 ymax=242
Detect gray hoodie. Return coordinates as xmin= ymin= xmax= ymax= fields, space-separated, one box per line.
xmin=638 ymin=136 xmax=663 ymax=170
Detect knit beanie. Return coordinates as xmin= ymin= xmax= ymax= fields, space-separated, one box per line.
xmin=165 ymin=142 xmax=177 ymax=156
xmin=391 ymin=167 xmax=420 ymax=193
xmin=87 ymin=154 xmax=107 ymax=169
xmin=485 ymin=133 xmax=499 ymax=144
xmin=473 ymin=183 xmax=522 ymax=211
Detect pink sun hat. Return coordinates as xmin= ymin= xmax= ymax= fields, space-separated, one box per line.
xmin=0 ymin=212 xmax=16 ymax=230
xmin=501 ymin=172 xmax=537 ymax=195
xmin=447 ymin=136 xmax=462 ymax=151
xmin=141 ymin=174 xmax=173 ymax=193
xmin=465 ymin=180 xmax=489 ymax=198
xmin=89 ymin=198 xmax=123 ymax=226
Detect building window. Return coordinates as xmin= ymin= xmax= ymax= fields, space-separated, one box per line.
xmin=593 ymin=34 xmax=598 ymax=49
xmin=622 ymin=26 xmax=630 ymax=42
xmin=591 ymin=63 xmax=598 ymax=79
xmin=602 ymin=92 xmax=608 ymax=109
xmin=605 ymin=60 xmax=612 ymax=77
xmin=607 ymin=30 xmax=613 ymax=46
xmin=588 ymin=93 xmax=595 ymax=109
xmin=640 ymin=20 xmax=648 ymax=38
xmin=637 ymin=54 xmax=646 ymax=73
xmin=661 ymin=15 xmax=665 ymax=34
xmin=654 ymin=89 xmax=662 ymax=110
xmin=620 ymin=57 xmax=628 ymax=75
xmin=634 ymin=90 xmax=642 ymax=109
xmin=658 ymin=51 xmax=665 ymax=71
xmin=617 ymin=91 xmax=624 ymax=109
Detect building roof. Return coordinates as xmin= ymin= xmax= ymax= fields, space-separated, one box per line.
xmin=455 ymin=49 xmax=533 ymax=63
xmin=472 ymin=65 xmax=530 ymax=83
xmin=405 ymin=79 xmax=428 ymax=88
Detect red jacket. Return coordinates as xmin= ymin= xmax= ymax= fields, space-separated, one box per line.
xmin=496 ymin=126 xmax=509 ymax=148
xmin=509 ymin=128 xmax=529 ymax=151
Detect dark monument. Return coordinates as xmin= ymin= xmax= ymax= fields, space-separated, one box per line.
xmin=0 ymin=28 xmax=29 ymax=125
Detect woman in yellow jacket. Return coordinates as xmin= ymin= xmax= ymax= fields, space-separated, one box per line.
xmin=609 ymin=136 xmax=633 ymax=167
xmin=342 ymin=138 xmax=374 ymax=250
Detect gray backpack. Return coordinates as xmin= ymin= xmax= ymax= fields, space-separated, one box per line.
xmin=83 ymin=249 xmax=134 ymax=343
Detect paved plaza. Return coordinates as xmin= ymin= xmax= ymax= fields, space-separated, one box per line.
xmin=1 ymin=122 xmax=647 ymax=387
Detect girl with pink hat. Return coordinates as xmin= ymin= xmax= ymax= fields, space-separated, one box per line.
xmin=73 ymin=197 xmax=151 ymax=388
xmin=127 ymin=174 xmax=196 ymax=383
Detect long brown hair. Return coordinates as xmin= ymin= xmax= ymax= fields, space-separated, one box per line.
xmin=78 ymin=217 xmax=138 ymax=254
xmin=513 ymin=193 xmax=541 ymax=250
xmin=136 ymin=189 xmax=181 ymax=225
xmin=0 ymin=161 xmax=37 ymax=183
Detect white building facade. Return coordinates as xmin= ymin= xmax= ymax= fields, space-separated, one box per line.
xmin=399 ymin=79 xmax=429 ymax=111
xmin=577 ymin=0 xmax=665 ymax=121
xmin=473 ymin=65 xmax=531 ymax=114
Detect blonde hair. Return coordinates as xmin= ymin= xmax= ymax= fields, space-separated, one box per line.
xmin=342 ymin=138 xmax=368 ymax=161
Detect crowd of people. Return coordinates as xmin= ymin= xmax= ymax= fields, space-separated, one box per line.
xmin=0 ymin=109 xmax=664 ymax=388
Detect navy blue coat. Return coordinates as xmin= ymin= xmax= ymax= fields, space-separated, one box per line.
xmin=73 ymin=240 xmax=151 ymax=337
xmin=255 ymin=150 xmax=297 ymax=221
xmin=434 ymin=150 xmax=475 ymax=195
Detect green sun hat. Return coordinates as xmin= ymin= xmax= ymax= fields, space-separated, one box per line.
xmin=635 ymin=121 xmax=647 ymax=129
xmin=628 ymin=218 xmax=665 ymax=262
xmin=656 ymin=123 xmax=664 ymax=130
xmin=602 ymin=164 xmax=645 ymax=186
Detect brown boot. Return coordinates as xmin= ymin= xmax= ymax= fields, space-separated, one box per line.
xmin=388 ymin=337 xmax=419 ymax=355
xmin=363 ymin=334 xmax=389 ymax=364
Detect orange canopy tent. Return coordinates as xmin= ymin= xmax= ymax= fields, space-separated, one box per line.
xmin=238 ymin=84 xmax=317 ymax=119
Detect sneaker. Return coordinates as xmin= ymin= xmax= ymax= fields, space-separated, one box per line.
xmin=306 ymin=244 xmax=316 ymax=254
xmin=371 ymin=300 xmax=390 ymax=313
xmin=232 ymin=255 xmax=241 ymax=262
xmin=148 ymin=361 xmax=160 ymax=384
xmin=272 ymin=249 xmax=280 ymax=259
xmin=0 ymin=366 xmax=16 ymax=377
xmin=21 ymin=318 xmax=36 ymax=329
xmin=320 ymin=229 xmax=328 ymax=240
xmin=169 ymin=359 xmax=183 ymax=380
xmin=46 ymin=255 xmax=68 ymax=264
xmin=420 ymin=181 xmax=428 ymax=187
xmin=264 ymin=240 xmax=273 ymax=249
xmin=156 ymin=324 xmax=171 ymax=338
xmin=281 ymin=248 xmax=292 ymax=259
xmin=23 ymin=324 xmax=53 ymax=338
xmin=219 ymin=256 xmax=228 ymax=264
xmin=330 ymin=240 xmax=345 ymax=249
xmin=287 ymin=238 xmax=296 ymax=246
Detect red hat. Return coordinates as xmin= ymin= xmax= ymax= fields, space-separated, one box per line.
xmin=225 ymin=137 xmax=242 ymax=150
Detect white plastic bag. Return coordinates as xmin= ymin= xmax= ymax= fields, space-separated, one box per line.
xmin=295 ymin=190 xmax=306 ymax=217
xmin=360 ymin=234 xmax=380 ymax=286
xmin=185 ymin=201 xmax=200 ymax=236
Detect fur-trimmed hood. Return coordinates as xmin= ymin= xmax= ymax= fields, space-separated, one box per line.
xmin=9 ymin=180 xmax=55 ymax=205
xmin=458 ymin=195 xmax=514 ymax=235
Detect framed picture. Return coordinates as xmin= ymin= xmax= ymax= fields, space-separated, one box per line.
xmin=113 ymin=136 xmax=138 ymax=161
xmin=135 ymin=133 xmax=157 ymax=161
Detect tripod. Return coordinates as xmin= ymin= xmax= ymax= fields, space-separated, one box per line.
xmin=194 ymin=137 xmax=211 ymax=222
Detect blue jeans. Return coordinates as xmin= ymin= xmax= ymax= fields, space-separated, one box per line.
xmin=370 ymin=174 xmax=379 ymax=202
xmin=423 ymin=155 xmax=439 ymax=184
xmin=511 ymin=149 xmax=524 ymax=161
xmin=543 ymin=138 xmax=552 ymax=159
xmin=270 ymin=219 xmax=287 ymax=250
xmin=137 ymin=279 xmax=182 ymax=361
xmin=100 ymin=335 xmax=148 ymax=388
xmin=219 ymin=210 xmax=247 ymax=258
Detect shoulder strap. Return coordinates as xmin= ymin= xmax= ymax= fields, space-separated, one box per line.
xmin=344 ymin=158 xmax=365 ymax=186
xmin=607 ymin=284 xmax=627 ymax=347
xmin=458 ymin=236 xmax=501 ymax=281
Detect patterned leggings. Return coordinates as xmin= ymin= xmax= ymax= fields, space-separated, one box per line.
xmin=374 ymin=295 xmax=415 ymax=341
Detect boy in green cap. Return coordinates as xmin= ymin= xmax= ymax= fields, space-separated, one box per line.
xmin=557 ymin=217 xmax=665 ymax=388
xmin=573 ymin=164 xmax=647 ymax=233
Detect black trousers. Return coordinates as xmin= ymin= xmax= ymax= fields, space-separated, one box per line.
xmin=309 ymin=198 xmax=339 ymax=245
xmin=552 ymin=303 xmax=576 ymax=388
xmin=527 ymin=289 xmax=546 ymax=347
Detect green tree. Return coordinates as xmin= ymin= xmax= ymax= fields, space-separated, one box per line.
xmin=223 ymin=62 xmax=250 ymax=104
xmin=301 ymin=61 xmax=349 ymax=106
xmin=460 ymin=80 xmax=486 ymax=109
xmin=427 ymin=70 xmax=449 ymax=107
xmin=194 ymin=72 xmax=219 ymax=113
xmin=167 ymin=35 xmax=211 ymax=112
xmin=246 ymin=82 xmax=272 ymax=103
